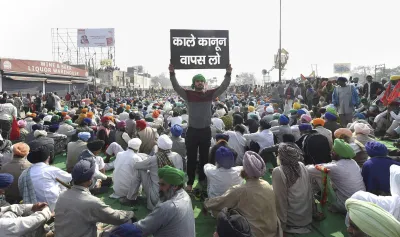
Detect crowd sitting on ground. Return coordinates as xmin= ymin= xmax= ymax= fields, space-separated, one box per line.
xmin=0 ymin=65 xmax=399 ymax=237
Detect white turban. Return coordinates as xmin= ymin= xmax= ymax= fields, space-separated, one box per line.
xmin=43 ymin=115 xmax=52 ymax=122
xmin=34 ymin=130 xmax=47 ymax=138
xmin=157 ymin=134 xmax=173 ymax=150
xmin=346 ymin=198 xmax=400 ymax=237
xmin=128 ymin=138 xmax=142 ymax=150
xmin=266 ymin=107 xmax=274 ymax=113
xmin=122 ymin=132 xmax=131 ymax=144
xmin=354 ymin=123 xmax=370 ymax=135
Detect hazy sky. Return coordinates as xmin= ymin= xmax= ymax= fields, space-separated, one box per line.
xmin=0 ymin=0 xmax=399 ymax=85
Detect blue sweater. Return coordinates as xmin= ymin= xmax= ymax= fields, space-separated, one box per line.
xmin=362 ymin=157 xmax=400 ymax=195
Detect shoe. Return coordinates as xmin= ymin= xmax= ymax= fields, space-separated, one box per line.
xmin=119 ymin=197 xmax=138 ymax=206
xmin=91 ymin=186 xmax=109 ymax=195
xmin=102 ymin=177 xmax=113 ymax=187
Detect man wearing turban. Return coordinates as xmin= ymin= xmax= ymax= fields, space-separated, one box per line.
xmin=332 ymin=77 xmax=360 ymax=127
xmin=131 ymin=165 xmax=195 ymax=237
xmin=47 ymin=123 xmax=68 ymax=156
xmin=204 ymin=151 xmax=279 ymax=237
xmin=311 ymin=118 xmax=333 ymax=150
xmin=130 ymin=135 xmax=183 ymax=211
xmin=0 ymin=173 xmax=54 ymax=236
xmin=112 ymin=138 xmax=145 ymax=202
xmin=169 ymin=63 xmax=232 ymax=192
xmin=136 ymin=120 xmax=157 ymax=155
xmin=55 ymin=158 xmax=135 ymax=237
xmin=306 ymin=139 xmax=366 ymax=213
xmin=56 ymin=116 xmax=76 ymax=143
xmin=361 ymin=141 xmax=400 ymax=195
xmin=270 ymin=114 xmax=293 ymax=143
xmin=170 ymin=124 xmax=186 ymax=165
xmin=0 ymin=143 xmax=31 ymax=203
xmin=353 ymin=122 xmax=374 ymax=145
xmin=204 ymin=147 xmax=244 ymax=198
xmin=272 ymin=142 xmax=312 ymax=234
xmin=346 ymin=198 xmax=400 ymax=237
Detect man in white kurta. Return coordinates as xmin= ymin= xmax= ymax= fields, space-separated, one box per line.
xmin=112 ymin=138 xmax=144 ymax=199
xmin=0 ymin=173 xmax=53 ymax=237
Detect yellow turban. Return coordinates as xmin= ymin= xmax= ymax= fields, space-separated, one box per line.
xmin=248 ymin=106 xmax=255 ymax=112
xmin=293 ymin=102 xmax=301 ymax=110
xmin=346 ymin=198 xmax=400 ymax=237
xmin=390 ymin=75 xmax=400 ymax=81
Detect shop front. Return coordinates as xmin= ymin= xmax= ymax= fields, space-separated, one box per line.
xmin=0 ymin=58 xmax=89 ymax=97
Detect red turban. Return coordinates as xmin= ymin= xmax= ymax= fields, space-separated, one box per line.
xmin=136 ymin=120 xmax=147 ymax=131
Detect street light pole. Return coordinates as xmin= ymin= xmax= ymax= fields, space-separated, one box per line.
xmin=278 ymin=0 xmax=282 ymax=82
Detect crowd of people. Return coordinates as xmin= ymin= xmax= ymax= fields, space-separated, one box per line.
xmin=0 ymin=64 xmax=399 ymax=237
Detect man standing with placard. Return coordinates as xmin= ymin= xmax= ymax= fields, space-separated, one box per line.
xmin=169 ymin=63 xmax=232 ymax=192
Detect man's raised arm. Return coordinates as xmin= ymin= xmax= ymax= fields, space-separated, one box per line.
xmin=213 ymin=64 xmax=232 ymax=99
xmin=169 ymin=64 xmax=187 ymax=100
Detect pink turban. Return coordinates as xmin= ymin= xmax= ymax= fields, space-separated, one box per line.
xmin=17 ymin=120 xmax=27 ymax=128
xmin=243 ymin=151 xmax=266 ymax=178
xmin=334 ymin=128 xmax=353 ymax=139
xmin=354 ymin=123 xmax=370 ymax=135
xmin=300 ymin=114 xmax=312 ymax=123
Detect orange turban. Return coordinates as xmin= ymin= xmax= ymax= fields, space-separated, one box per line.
xmin=126 ymin=105 xmax=131 ymax=110
xmin=120 ymin=104 xmax=124 ymax=107
xmin=152 ymin=110 xmax=160 ymax=118
xmin=81 ymin=108 xmax=88 ymax=113
xmin=312 ymin=118 xmax=325 ymax=127
xmin=334 ymin=128 xmax=353 ymax=139
xmin=13 ymin=142 xmax=30 ymax=158
xmin=31 ymin=113 xmax=37 ymax=118
xmin=87 ymin=112 xmax=94 ymax=119
xmin=61 ymin=112 xmax=67 ymax=117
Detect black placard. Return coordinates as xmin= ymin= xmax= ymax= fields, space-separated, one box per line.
xmin=170 ymin=29 xmax=229 ymax=70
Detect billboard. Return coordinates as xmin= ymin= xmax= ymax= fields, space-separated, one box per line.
xmin=0 ymin=58 xmax=89 ymax=77
xmin=170 ymin=29 xmax=229 ymax=69
xmin=77 ymin=28 xmax=115 ymax=47
xmin=334 ymin=63 xmax=351 ymax=74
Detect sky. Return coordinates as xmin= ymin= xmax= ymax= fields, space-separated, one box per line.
xmin=0 ymin=0 xmax=399 ymax=86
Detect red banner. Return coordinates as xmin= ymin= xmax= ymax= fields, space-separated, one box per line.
xmin=0 ymin=58 xmax=88 ymax=78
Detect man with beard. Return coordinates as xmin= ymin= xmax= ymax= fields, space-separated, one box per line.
xmin=133 ymin=165 xmax=195 ymax=237
xmin=169 ymin=63 xmax=232 ymax=192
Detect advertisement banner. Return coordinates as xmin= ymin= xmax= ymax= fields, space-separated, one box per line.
xmin=0 ymin=58 xmax=88 ymax=77
xmin=77 ymin=28 xmax=115 ymax=47
xmin=334 ymin=63 xmax=351 ymax=74
xmin=170 ymin=29 xmax=229 ymax=69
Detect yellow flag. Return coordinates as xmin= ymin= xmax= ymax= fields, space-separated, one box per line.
xmin=309 ymin=71 xmax=315 ymax=77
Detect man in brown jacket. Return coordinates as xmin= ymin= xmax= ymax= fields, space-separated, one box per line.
xmin=0 ymin=142 xmax=31 ymax=204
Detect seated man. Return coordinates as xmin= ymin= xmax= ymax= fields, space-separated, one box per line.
xmin=0 ymin=173 xmax=53 ymax=237
xmin=47 ymin=124 xmax=68 ymax=156
xmin=66 ymin=132 xmax=90 ymax=173
xmin=204 ymin=147 xmax=244 ymax=198
xmin=55 ymin=158 xmax=135 ymax=237
xmin=0 ymin=134 xmax=13 ymax=167
xmin=132 ymin=166 xmax=195 ymax=237
xmin=345 ymin=198 xmax=400 ymax=237
xmin=78 ymin=140 xmax=111 ymax=191
xmin=112 ymin=138 xmax=144 ymax=200
xmin=0 ymin=143 xmax=31 ymax=204
xmin=204 ymin=151 xmax=279 ymax=237
xmin=307 ymin=139 xmax=366 ymax=214
xmin=272 ymin=142 xmax=312 ymax=234
xmin=350 ymin=164 xmax=400 ymax=222
xmin=209 ymin=133 xmax=237 ymax=165
xmin=18 ymin=144 xmax=71 ymax=211
xmin=130 ymin=135 xmax=183 ymax=210
xmin=362 ymin=141 xmax=400 ymax=195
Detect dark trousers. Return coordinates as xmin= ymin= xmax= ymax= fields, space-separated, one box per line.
xmin=0 ymin=119 xmax=12 ymax=140
xmin=185 ymin=126 xmax=211 ymax=186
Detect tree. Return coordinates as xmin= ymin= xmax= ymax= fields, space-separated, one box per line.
xmin=351 ymin=65 xmax=400 ymax=83
xmin=151 ymin=73 xmax=171 ymax=88
xmin=236 ymin=72 xmax=256 ymax=85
